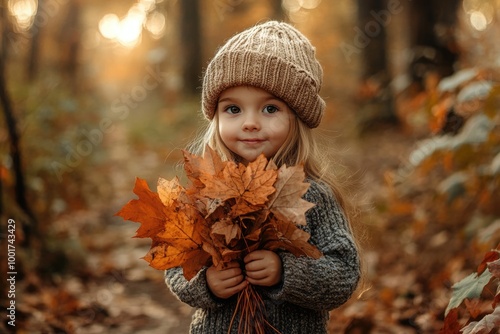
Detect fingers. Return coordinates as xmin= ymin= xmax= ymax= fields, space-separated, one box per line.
xmin=244 ymin=250 xmax=266 ymax=264
xmin=243 ymin=250 xmax=282 ymax=287
xmin=206 ymin=263 xmax=247 ymax=299
xmin=208 ymin=273 xmax=247 ymax=299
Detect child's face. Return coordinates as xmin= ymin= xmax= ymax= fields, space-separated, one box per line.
xmin=216 ymin=86 xmax=293 ymax=163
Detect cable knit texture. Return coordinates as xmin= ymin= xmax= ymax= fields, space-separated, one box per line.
xmin=201 ymin=21 xmax=326 ymax=128
xmin=165 ymin=180 xmax=360 ymax=334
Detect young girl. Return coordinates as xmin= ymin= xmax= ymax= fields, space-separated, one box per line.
xmin=165 ymin=21 xmax=360 ymax=333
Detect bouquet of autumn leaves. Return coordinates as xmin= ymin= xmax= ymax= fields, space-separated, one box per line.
xmin=116 ymin=146 xmax=322 ymax=333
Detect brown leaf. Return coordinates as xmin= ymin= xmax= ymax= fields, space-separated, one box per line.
xmin=440 ymin=308 xmax=461 ymax=334
xmin=262 ymin=217 xmax=322 ymax=259
xmin=117 ymin=149 xmax=322 ymax=285
xmin=267 ymin=164 xmax=315 ymax=226
xmin=482 ymin=251 xmax=500 ymax=276
xmin=211 ymin=218 xmax=242 ymax=245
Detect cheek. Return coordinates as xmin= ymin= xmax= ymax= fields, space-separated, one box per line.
xmin=267 ymin=117 xmax=290 ymax=138
xmin=218 ymin=122 xmax=234 ymax=143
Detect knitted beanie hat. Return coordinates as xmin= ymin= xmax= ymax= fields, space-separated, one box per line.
xmin=202 ymin=21 xmax=325 ymax=128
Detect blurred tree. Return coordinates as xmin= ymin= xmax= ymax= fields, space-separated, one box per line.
xmin=357 ymin=0 xmax=389 ymax=87
xmin=271 ymin=0 xmax=286 ymax=21
xmin=407 ymin=0 xmax=461 ymax=89
xmin=57 ymin=0 xmax=82 ymax=91
xmin=356 ymin=0 xmax=395 ymax=128
xmin=27 ymin=0 xmax=42 ymax=80
xmin=356 ymin=0 xmax=461 ymax=129
xmin=180 ymin=0 xmax=202 ymax=96
xmin=0 ymin=4 xmax=38 ymax=239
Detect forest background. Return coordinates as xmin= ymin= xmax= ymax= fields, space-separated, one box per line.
xmin=1 ymin=0 xmax=499 ymax=333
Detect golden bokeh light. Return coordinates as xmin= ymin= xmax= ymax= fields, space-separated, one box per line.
xmin=8 ymin=0 xmax=38 ymax=31
xmin=97 ymin=0 xmax=165 ymax=48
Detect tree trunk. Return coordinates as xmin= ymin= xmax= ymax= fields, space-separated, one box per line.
xmin=179 ymin=0 xmax=202 ymax=96
xmin=27 ymin=0 xmax=42 ymax=81
xmin=0 ymin=4 xmax=37 ymax=242
xmin=58 ymin=0 xmax=81 ymax=91
xmin=357 ymin=0 xmax=389 ymax=81
xmin=407 ymin=0 xmax=461 ymax=88
xmin=356 ymin=0 xmax=397 ymax=129
xmin=271 ymin=0 xmax=286 ymax=21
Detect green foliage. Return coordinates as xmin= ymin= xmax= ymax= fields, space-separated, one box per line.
xmin=445 ymin=270 xmax=492 ymax=316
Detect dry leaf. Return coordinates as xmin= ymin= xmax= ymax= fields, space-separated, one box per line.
xmin=115 ymin=145 xmax=322 ymax=313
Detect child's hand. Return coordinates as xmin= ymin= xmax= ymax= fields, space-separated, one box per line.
xmin=244 ymin=250 xmax=282 ymax=287
xmin=206 ymin=261 xmax=247 ymax=299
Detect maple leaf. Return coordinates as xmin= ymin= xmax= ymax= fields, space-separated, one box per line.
xmin=144 ymin=242 xmax=211 ymax=280
xmin=115 ymin=178 xmax=167 ymax=239
xmin=261 ymin=217 xmax=322 ymax=259
xmin=117 ymin=149 xmax=322 ymax=293
xmin=211 ymin=218 xmax=242 ymax=245
xmin=117 ymin=149 xmax=324 ymax=334
xmin=200 ymin=154 xmax=277 ymax=207
xmin=115 ymin=178 xmax=212 ymax=280
xmin=267 ymin=164 xmax=315 ymax=226
xmin=183 ymin=146 xmax=226 ymax=184
xmin=157 ymin=177 xmax=183 ymax=207
xmin=445 ymin=270 xmax=493 ymax=316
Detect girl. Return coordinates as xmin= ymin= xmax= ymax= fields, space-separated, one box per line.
xmin=165 ymin=21 xmax=360 ymax=334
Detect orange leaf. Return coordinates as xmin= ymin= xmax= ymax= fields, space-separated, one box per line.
xmin=156 ymin=204 xmax=207 ymax=249
xmin=200 ymin=154 xmax=277 ymax=206
xmin=144 ymin=243 xmax=210 ymax=280
xmin=115 ymin=178 xmax=167 ymax=239
xmin=117 ymin=148 xmax=323 ymax=288
xmin=183 ymin=146 xmax=226 ymax=187
xmin=115 ymin=178 xmax=212 ymax=279
xmin=157 ymin=176 xmax=183 ymax=207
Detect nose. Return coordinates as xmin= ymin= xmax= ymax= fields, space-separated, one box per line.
xmin=241 ymin=112 xmax=261 ymax=131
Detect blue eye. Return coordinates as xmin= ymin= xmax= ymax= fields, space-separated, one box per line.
xmin=263 ymin=105 xmax=279 ymax=114
xmin=225 ymin=105 xmax=240 ymax=114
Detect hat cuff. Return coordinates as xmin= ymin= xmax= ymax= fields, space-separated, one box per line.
xmin=202 ymin=51 xmax=325 ymax=128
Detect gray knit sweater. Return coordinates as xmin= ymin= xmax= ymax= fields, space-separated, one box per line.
xmin=164 ymin=179 xmax=360 ymax=334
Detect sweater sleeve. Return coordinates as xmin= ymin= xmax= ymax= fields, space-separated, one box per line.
xmin=262 ymin=180 xmax=360 ymax=311
xmin=164 ymin=266 xmax=224 ymax=309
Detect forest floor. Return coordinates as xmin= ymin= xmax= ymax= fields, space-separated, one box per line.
xmin=7 ymin=101 xmax=448 ymax=334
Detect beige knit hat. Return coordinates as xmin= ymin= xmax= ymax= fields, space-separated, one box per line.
xmin=202 ymin=21 xmax=325 ymax=128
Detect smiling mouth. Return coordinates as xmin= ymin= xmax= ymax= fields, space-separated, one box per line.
xmin=241 ymin=139 xmax=264 ymax=144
